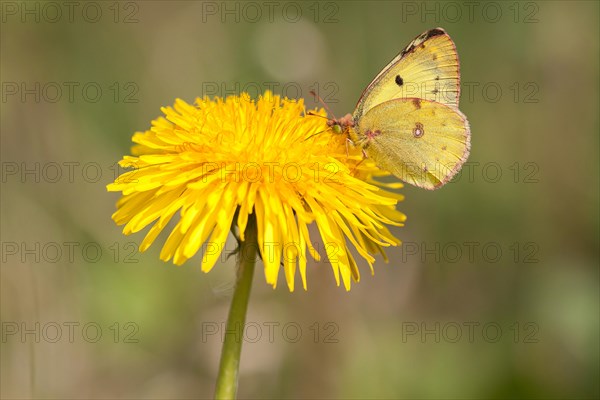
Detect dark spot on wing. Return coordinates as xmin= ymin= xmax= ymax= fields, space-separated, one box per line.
xmin=435 ymin=76 xmax=440 ymax=81
xmin=395 ymin=75 xmax=403 ymax=86
xmin=401 ymin=45 xmax=415 ymax=57
xmin=366 ymin=129 xmax=382 ymax=139
xmin=425 ymin=28 xmax=446 ymax=39
xmin=413 ymin=122 xmax=424 ymax=138
xmin=442 ymin=145 xmax=447 ymax=150
xmin=412 ymin=99 xmax=421 ymax=109
xmin=401 ymin=28 xmax=445 ymax=58
xmin=432 ymin=89 xmax=439 ymax=94
xmin=432 ymin=54 xmax=437 ymax=60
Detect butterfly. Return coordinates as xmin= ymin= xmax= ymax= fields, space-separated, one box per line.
xmin=328 ymin=27 xmax=471 ymax=190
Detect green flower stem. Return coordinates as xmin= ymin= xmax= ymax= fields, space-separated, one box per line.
xmin=214 ymin=218 xmax=257 ymax=400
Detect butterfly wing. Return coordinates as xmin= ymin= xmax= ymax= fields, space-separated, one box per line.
xmin=351 ymin=98 xmax=470 ymax=190
xmin=354 ymin=28 xmax=461 ymax=118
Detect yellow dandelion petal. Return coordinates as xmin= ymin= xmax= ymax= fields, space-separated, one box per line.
xmin=200 ymin=213 xmax=234 ymax=273
xmin=298 ymin=218 xmax=320 ymax=262
xmin=124 ymin=188 xmax=184 ymax=234
xmin=139 ymin=207 xmax=178 ymax=252
xmin=298 ymin=226 xmax=308 ymax=290
xmin=107 ymin=91 xmax=407 ymax=291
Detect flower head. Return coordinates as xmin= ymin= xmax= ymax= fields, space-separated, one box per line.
xmin=107 ymin=92 xmax=406 ymax=291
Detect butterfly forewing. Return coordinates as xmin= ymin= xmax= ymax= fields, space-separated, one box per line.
xmin=354 ymin=28 xmax=461 ymax=118
xmin=351 ymin=98 xmax=470 ymax=190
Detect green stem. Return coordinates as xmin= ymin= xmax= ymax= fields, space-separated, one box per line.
xmin=214 ymin=217 xmax=257 ymax=400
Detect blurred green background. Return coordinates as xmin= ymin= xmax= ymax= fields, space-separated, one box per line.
xmin=1 ymin=1 xmax=598 ymax=399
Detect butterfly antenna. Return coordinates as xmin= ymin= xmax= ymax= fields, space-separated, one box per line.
xmin=305 ymin=112 xmax=330 ymax=120
xmin=309 ymin=90 xmax=337 ymax=120
xmin=303 ymin=128 xmax=328 ymax=142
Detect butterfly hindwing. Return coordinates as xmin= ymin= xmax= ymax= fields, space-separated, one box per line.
xmin=354 ymin=28 xmax=461 ymax=118
xmin=351 ymin=98 xmax=470 ymax=190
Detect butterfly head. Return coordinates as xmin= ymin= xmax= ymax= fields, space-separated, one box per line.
xmin=327 ymin=113 xmax=355 ymax=135
xmin=308 ymin=89 xmax=355 ymax=137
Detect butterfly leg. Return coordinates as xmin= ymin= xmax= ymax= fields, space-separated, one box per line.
xmin=347 ymin=146 xmax=370 ymax=176
xmin=352 ymin=149 xmax=369 ymax=171
xmin=351 ymin=129 xmax=380 ymax=174
xmin=345 ymin=137 xmax=352 ymax=158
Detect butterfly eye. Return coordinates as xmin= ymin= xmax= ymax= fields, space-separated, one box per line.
xmin=413 ymin=122 xmax=425 ymax=138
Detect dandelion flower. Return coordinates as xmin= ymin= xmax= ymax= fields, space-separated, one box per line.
xmin=107 ymin=91 xmax=406 ymax=291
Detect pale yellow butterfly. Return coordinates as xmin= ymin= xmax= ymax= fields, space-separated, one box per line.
xmin=329 ymin=27 xmax=470 ymax=190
